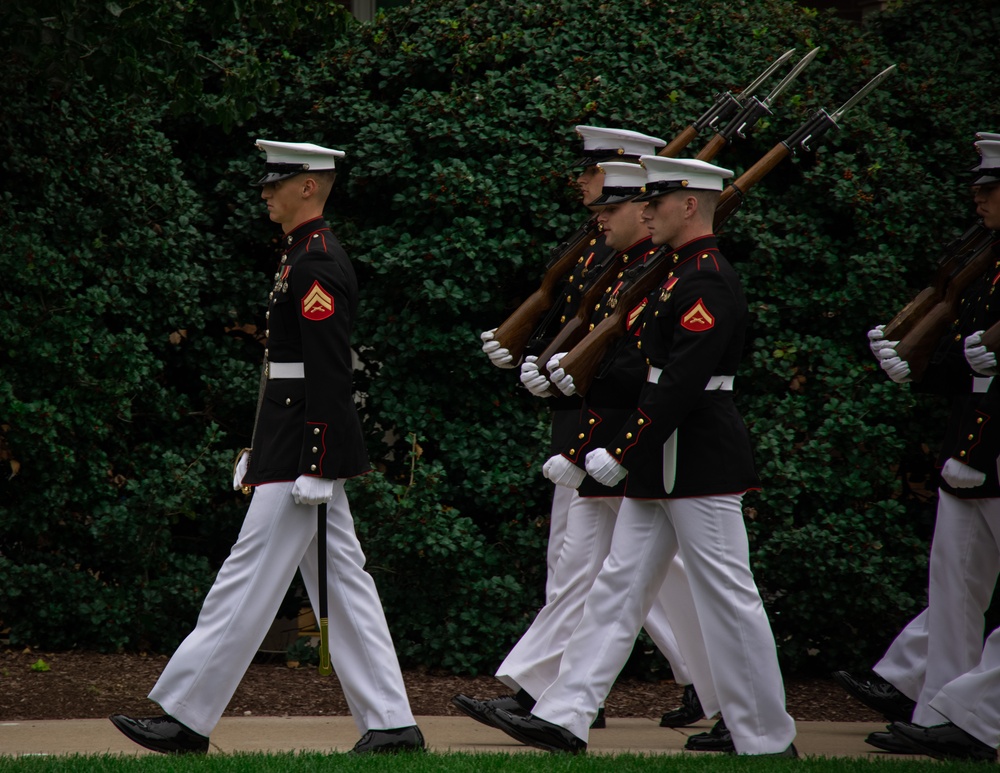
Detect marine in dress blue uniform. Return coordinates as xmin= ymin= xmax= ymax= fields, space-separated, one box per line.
xmin=488 ymin=162 xmax=710 ymax=723
xmin=887 ymin=193 xmax=1000 ymax=761
xmin=110 ymin=140 xmax=422 ymax=756
xmin=462 ymin=129 xmax=702 ymax=728
xmin=488 ymin=156 xmax=796 ymax=756
xmin=860 ymin=136 xmax=1000 ymax=739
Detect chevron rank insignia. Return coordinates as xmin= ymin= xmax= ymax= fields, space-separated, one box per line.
xmin=301 ymin=280 xmax=334 ymax=321
xmin=680 ymin=298 xmax=715 ymax=331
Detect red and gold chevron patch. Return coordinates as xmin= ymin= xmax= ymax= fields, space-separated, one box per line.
xmin=680 ymin=298 xmax=715 ymax=331
xmin=301 ymin=281 xmax=334 ymax=321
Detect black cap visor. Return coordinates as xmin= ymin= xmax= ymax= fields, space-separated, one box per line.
xmin=586 ymin=187 xmax=644 ymax=207
xmin=573 ymin=151 xmax=644 ymax=169
xmin=252 ymin=162 xmax=311 ymax=187
xmin=971 ymin=168 xmax=1000 ymax=187
xmin=631 ymin=180 xmax=692 ymax=202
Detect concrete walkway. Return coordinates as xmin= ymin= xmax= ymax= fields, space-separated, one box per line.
xmin=0 ymin=715 xmax=917 ymax=759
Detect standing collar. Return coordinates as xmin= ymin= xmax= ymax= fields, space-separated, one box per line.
xmin=619 ymin=235 xmax=654 ymax=255
xmin=282 ymin=216 xmax=328 ymax=249
xmin=666 ymin=234 xmax=718 ymax=267
xmin=618 ymin=236 xmax=656 ymax=264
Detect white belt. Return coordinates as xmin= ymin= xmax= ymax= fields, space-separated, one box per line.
xmin=974 ymin=376 xmax=994 ymax=393
xmin=267 ymin=361 xmax=305 ymax=379
xmin=647 ymin=367 xmax=734 ymax=391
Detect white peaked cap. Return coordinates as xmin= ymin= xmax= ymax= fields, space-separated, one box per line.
xmin=587 ymin=161 xmax=648 ymax=206
xmin=254 ymin=139 xmax=346 ymax=185
xmin=634 ymin=155 xmax=733 ymax=200
xmin=972 ymin=140 xmax=1000 ymax=186
xmin=574 ymin=126 xmax=666 ymax=165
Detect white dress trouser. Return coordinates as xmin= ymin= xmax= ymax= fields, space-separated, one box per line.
xmin=497 ymin=495 xmax=620 ymax=699
xmin=149 ymin=481 xmax=415 ymax=738
xmin=646 ymin=555 xmax=717 ymax=713
xmin=545 ymin=486 xmax=575 ymax=604
xmin=930 ymin=623 xmax=1000 ymax=747
xmin=497 ymin=494 xmax=706 ymax=707
xmin=912 ymin=490 xmax=1000 ymax=725
xmin=531 ymin=495 xmax=794 ymax=753
xmin=874 ymin=608 xmax=928 ymax=703
xmin=642 ymin=568 xmax=700 ymax=692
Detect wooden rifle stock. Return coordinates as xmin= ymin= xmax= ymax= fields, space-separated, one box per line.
xmin=536 ymin=225 xmax=676 ymax=373
xmin=694 ymin=133 xmax=729 ymax=163
xmin=555 ymin=250 xmax=670 ymax=396
xmin=895 ymin=233 xmax=997 ymax=381
xmin=882 ymin=222 xmax=994 ymax=341
xmin=558 ymin=314 xmax=630 ymax=398
xmin=492 ymin=218 xmax=597 ymax=362
xmin=536 ymin=305 xmax=591 ymax=370
xmin=662 ymin=126 xmax=699 ymax=157
xmin=882 ymin=286 xmax=943 ymax=344
xmin=714 ymin=143 xmax=792 ymax=228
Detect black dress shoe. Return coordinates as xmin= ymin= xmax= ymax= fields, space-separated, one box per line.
xmin=865 ymin=728 xmax=920 ymax=754
xmin=684 ymin=717 xmax=734 ymax=752
xmin=489 ymin=708 xmax=587 ymax=754
xmin=660 ymin=683 xmax=705 ymax=727
xmin=590 ymin=707 xmax=606 ymax=729
xmin=351 ymin=725 xmax=425 ymax=754
xmin=108 ymin=714 xmax=209 ymax=755
xmin=889 ymin=721 xmax=998 ymax=763
xmin=451 ymin=693 xmax=529 ymax=728
xmin=831 ymin=670 xmax=916 ymax=722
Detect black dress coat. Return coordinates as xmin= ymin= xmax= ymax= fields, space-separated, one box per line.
xmin=556 ymin=236 xmax=658 ymax=498
xmin=605 ymin=235 xmax=760 ymax=500
xmin=918 ymin=241 xmax=1000 ymax=498
xmin=244 ymin=216 xmax=370 ymax=485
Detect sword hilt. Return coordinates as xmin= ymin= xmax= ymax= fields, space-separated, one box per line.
xmin=318 ymin=618 xmax=333 ymax=676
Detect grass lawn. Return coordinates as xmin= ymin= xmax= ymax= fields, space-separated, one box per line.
xmin=0 ymin=752 xmax=992 ymax=772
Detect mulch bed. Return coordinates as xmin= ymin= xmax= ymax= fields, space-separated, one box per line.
xmin=0 ymin=648 xmax=883 ymax=723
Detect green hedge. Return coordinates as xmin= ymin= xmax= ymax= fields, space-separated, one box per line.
xmin=2 ymin=0 xmax=998 ymax=676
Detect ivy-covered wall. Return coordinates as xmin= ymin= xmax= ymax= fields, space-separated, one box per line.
xmin=2 ymin=0 xmax=998 ymax=676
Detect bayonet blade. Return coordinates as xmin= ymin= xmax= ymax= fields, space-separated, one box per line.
xmin=829 ymin=64 xmax=897 ymax=123
xmin=738 ymin=48 xmax=797 ymax=102
xmin=762 ymin=46 xmax=820 ymax=106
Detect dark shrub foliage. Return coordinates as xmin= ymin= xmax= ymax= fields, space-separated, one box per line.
xmin=2 ymin=0 xmax=998 ymax=675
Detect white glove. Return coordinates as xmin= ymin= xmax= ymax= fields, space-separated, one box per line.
xmin=964 ymin=330 xmax=998 ymax=376
xmin=585 ymin=448 xmax=627 ymax=487
xmin=520 ymin=356 xmax=552 ymax=397
xmin=876 ymin=345 xmax=912 ymax=383
xmin=232 ymin=449 xmax=249 ymax=491
xmin=481 ymin=328 xmax=516 ymax=369
xmin=291 ymin=475 xmax=336 ymax=505
xmin=941 ymin=458 xmax=986 ymax=489
xmin=867 ymin=325 xmax=894 ymax=359
xmin=542 ymin=454 xmax=586 ymax=488
xmin=546 ymin=352 xmax=576 ymax=396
